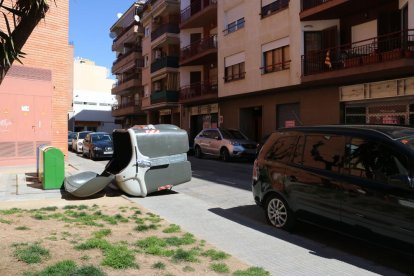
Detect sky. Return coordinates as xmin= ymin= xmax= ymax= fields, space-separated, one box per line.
xmin=69 ymin=0 xmax=134 ymax=76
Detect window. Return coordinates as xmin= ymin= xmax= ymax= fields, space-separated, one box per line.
xmin=263 ymin=45 xmax=290 ymax=73
xmin=266 ymin=136 xmax=297 ymax=163
xmin=302 ymin=135 xmax=345 ymax=172
xmin=224 ymin=62 xmax=245 ymax=82
xmin=344 ymin=138 xmax=409 ymax=183
xmin=224 ymin=18 xmax=245 ymax=35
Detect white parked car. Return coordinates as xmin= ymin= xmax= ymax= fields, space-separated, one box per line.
xmin=71 ymin=131 xmax=92 ymax=153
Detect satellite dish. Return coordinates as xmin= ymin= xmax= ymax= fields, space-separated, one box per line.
xmin=109 ymin=32 xmax=117 ymax=39
xmin=134 ymin=15 xmax=140 ymax=22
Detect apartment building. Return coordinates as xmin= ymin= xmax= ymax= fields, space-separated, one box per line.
xmin=139 ymin=0 xmax=181 ymax=125
xmin=70 ymin=58 xmax=119 ymax=132
xmin=110 ymin=2 xmax=147 ymax=128
xmin=0 ymin=0 xmax=72 ymax=166
xmin=218 ymin=0 xmax=414 ymax=141
xmin=179 ymin=0 xmax=218 ymax=143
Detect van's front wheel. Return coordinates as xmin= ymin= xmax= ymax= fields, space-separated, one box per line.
xmin=220 ymin=148 xmax=231 ymax=162
xmin=265 ymin=195 xmax=295 ymax=231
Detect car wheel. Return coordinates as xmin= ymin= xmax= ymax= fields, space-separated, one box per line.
xmin=220 ymin=148 xmax=231 ymax=162
xmin=194 ymin=146 xmax=203 ymax=159
xmin=265 ymin=195 xmax=295 ymax=231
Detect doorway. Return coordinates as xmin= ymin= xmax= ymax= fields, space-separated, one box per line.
xmin=239 ymin=106 xmax=262 ymax=142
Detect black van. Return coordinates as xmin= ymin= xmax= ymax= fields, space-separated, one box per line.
xmin=252 ymin=125 xmax=414 ymax=245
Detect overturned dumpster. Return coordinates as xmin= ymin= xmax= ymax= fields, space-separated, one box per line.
xmin=64 ymin=124 xmax=191 ymax=197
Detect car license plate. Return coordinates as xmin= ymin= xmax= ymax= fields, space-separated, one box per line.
xmin=104 ymin=151 xmax=113 ymax=155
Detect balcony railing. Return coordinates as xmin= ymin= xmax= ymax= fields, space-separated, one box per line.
xmin=113 ymin=48 xmax=142 ymax=66
xmin=113 ymin=74 xmax=142 ymax=88
xmin=180 ymin=0 xmax=217 ymax=24
xmin=179 ymin=81 xmax=217 ymax=101
xmin=150 ymin=90 xmax=179 ymax=104
xmin=150 ymin=56 xmax=179 ymax=73
xmin=302 ymin=30 xmax=414 ymax=76
xmin=180 ymin=35 xmax=217 ymax=62
xmin=301 ymin=0 xmax=333 ymax=11
xmin=151 ymin=23 xmax=180 ymax=41
xmin=112 ymin=101 xmax=140 ymax=111
xmin=261 ymin=0 xmax=289 ymax=18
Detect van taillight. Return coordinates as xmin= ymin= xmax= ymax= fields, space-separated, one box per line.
xmin=252 ymin=160 xmax=258 ymax=181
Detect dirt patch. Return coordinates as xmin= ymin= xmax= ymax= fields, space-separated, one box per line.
xmin=0 ymin=197 xmax=264 ymax=275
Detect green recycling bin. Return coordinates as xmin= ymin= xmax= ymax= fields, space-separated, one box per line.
xmin=42 ymin=147 xmax=65 ymax=189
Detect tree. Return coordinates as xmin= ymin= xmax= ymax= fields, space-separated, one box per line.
xmin=0 ymin=0 xmax=51 ymax=84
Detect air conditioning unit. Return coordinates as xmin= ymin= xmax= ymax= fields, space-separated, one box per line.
xmin=155 ymin=49 xmax=162 ymax=59
xmin=154 ymin=82 xmax=161 ymax=91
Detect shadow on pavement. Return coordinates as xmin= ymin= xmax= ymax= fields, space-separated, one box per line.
xmin=209 ymin=205 xmax=413 ymax=275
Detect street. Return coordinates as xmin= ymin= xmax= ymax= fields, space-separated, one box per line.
xmin=93 ymin=154 xmax=414 ymax=275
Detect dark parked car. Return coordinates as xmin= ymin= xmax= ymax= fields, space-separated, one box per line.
xmin=252 ymin=125 xmax=414 ymax=245
xmin=194 ymin=128 xmax=257 ymax=161
xmin=82 ymin=132 xmax=113 ymax=160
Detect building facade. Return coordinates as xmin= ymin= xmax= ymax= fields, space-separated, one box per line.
xmin=123 ymin=0 xmax=414 ymax=144
xmin=218 ymin=0 xmax=414 ymax=141
xmin=179 ymin=0 xmax=218 ymax=143
xmin=110 ymin=2 xmax=147 ymax=128
xmin=0 ymin=0 xmax=72 ymax=166
xmin=139 ymin=0 xmax=181 ymax=126
xmin=70 ymin=58 xmax=120 ymax=133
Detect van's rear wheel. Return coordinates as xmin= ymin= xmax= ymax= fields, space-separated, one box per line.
xmin=194 ymin=146 xmax=203 ymax=159
xmin=265 ymin=195 xmax=295 ymax=231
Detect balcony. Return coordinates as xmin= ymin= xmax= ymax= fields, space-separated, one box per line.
xmin=180 ymin=0 xmax=217 ymax=29
xmin=301 ymin=30 xmax=414 ymax=84
xmin=112 ymin=50 xmax=144 ymax=74
xmin=111 ymin=75 xmax=142 ymax=95
xmin=151 ymin=90 xmax=179 ymax=105
xmin=150 ymin=56 xmax=179 ymax=73
xmin=151 ymin=23 xmax=179 ymax=42
xmin=112 ymin=24 xmax=144 ymax=51
xmin=112 ymin=101 xmax=143 ymax=117
xmin=261 ymin=0 xmax=289 ymax=18
xmin=180 ymin=35 xmax=217 ymax=66
xmin=179 ymin=81 xmax=218 ymax=104
xmin=300 ymin=0 xmax=395 ymax=21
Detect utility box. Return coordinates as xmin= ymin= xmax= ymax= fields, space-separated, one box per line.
xmin=39 ymin=147 xmax=65 ymax=189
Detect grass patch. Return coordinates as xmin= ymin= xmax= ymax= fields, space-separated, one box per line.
xmin=31 ymin=213 xmax=48 ymax=220
xmin=171 ymin=248 xmax=199 ymax=263
xmin=93 ymin=229 xmax=111 ymax=239
xmin=152 ymin=261 xmax=166 ymax=270
xmin=23 ymin=260 xmax=105 ymax=276
xmin=75 ymin=238 xmax=111 ymax=251
xmin=15 ymin=226 xmax=30 ymax=230
xmin=183 ymin=266 xmax=195 ymax=272
xmin=202 ymin=249 xmax=230 ymax=261
xmin=80 ymin=255 xmax=90 ymax=261
xmin=134 ymin=223 xmax=159 ymax=232
xmin=0 ymin=208 xmax=23 ymax=215
xmin=210 ymin=263 xmax=230 ymax=273
xmin=135 ymin=236 xmax=174 ymax=257
xmin=39 ymin=206 xmax=58 ymax=212
xmin=165 ymin=233 xmax=196 ymax=247
xmin=232 ymin=267 xmax=270 ymax=276
xmin=13 ymin=243 xmax=49 ymax=264
xmin=163 ymin=224 xmax=181 ymax=233
xmin=101 ymin=244 xmax=138 ymax=269
xmin=0 ymin=217 xmax=12 ymax=224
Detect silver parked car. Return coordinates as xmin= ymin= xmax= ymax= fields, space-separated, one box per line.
xmin=71 ymin=131 xmax=92 ymax=153
xmin=193 ymin=128 xmax=257 ymax=161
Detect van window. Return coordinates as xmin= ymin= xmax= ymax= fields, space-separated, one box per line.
xmin=266 ymin=136 xmax=298 ymax=162
xmin=302 ymin=135 xmax=345 ymax=172
xmin=344 ymin=138 xmax=409 ymax=183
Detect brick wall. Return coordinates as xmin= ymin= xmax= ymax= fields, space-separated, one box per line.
xmin=1 ymin=0 xmax=72 ymax=158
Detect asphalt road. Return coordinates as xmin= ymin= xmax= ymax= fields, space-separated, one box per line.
xmin=96 ymin=154 xmax=413 ymax=274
